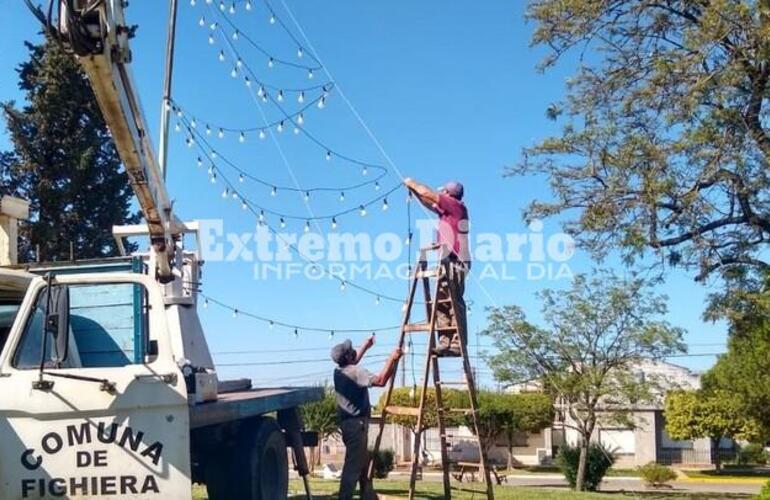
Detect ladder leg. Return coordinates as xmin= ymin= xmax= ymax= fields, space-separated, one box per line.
xmin=432 ymin=354 xmax=452 ymax=497
xmin=408 ymin=330 xmax=436 ymax=499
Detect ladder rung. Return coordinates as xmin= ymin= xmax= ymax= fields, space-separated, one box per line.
xmin=448 ymin=408 xmax=474 ymax=413
xmin=384 ymin=405 xmax=421 ymax=417
xmin=414 ymin=268 xmax=440 ymax=279
xmin=438 ymin=381 xmax=468 ymax=386
xmin=403 ymin=322 xmax=458 ymax=333
xmin=427 ymin=298 xmax=453 ymax=305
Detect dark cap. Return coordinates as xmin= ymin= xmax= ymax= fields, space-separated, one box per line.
xmin=331 ymin=339 xmax=354 ymax=365
xmin=443 ymin=181 xmax=464 ymax=200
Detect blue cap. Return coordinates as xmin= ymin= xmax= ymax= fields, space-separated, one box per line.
xmin=443 ymin=181 xmax=464 ymax=200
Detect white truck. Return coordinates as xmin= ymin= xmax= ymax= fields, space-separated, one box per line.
xmin=0 ymin=1 xmax=323 ymax=498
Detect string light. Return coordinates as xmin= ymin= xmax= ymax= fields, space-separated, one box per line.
xmin=269 ymin=14 xmax=276 ymax=24
xmin=268 ymin=57 xmax=274 ymax=68
xmin=218 ymin=0 xmax=225 ymax=11
xmin=375 ymin=181 xmax=380 ymax=191
xmin=233 ymin=308 xmax=238 ymax=317
xmin=298 ymin=91 xmax=305 ymax=103
xmin=199 ymin=15 xmax=205 ymax=27
xmin=375 ymin=296 xmax=381 ymax=305
xmin=222 ymin=187 xmax=229 ymax=198
xmin=191 ymin=0 xmax=196 ymax=6
xmin=294 ymin=328 xmax=299 ymax=338
xmin=271 ymin=186 xmax=277 ymax=196
xmin=197 ymin=156 xmax=203 ymax=167
xmin=297 ymin=47 xmax=303 ymax=58
xmin=293 ymin=126 xmax=300 ymax=135
xmin=245 ymin=0 xmax=252 ymax=11
xmin=277 ymin=90 xmax=284 ymax=102
xmin=308 ymin=69 xmax=314 ymax=79
xmin=297 ymin=113 xmax=304 ymax=125
xmin=238 ymin=173 xmax=244 ymax=183
xmin=304 ymin=221 xmax=310 ymax=233
xmin=204 ymin=298 xmax=209 ymax=308
xmin=218 ymin=128 xmax=224 ymax=139
xmin=280 ymin=217 xmax=286 ymax=228
xmin=228 ymin=2 xmax=235 ymax=14
xmin=329 ymin=330 xmax=334 ymax=340
xmin=232 ymin=29 xmax=239 ymax=40
xmin=359 ymin=205 xmax=367 ymax=217
xmin=259 ymin=210 xmax=265 ymax=223
xmin=230 ymin=67 xmax=238 ymax=78
xmin=205 ymin=124 xmax=212 ymax=135
xmin=326 ymin=151 xmax=332 ymax=161
xmin=382 ymin=198 xmax=389 ymax=211
xmin=331 ymin=217 xmax=337 ymax=230
xmin=362 ymin=166 xmax=368 ymax=176
xmin=259 ymin=129 xmax=266 ymax=140
xmin=244 ymin=76 xmax=251 ymax=87
xmin=208 ymin=34 xmax=215 ymax=44
xmin=277 ymin=121 xmax=284 ymax=133
xmin=269 ymin=320 xmax=274 ymax=329
xmin=340 ymin=281 xmax=346 ymax=292
xmin=239 ymin=131 xmax=245 ymax=143
xmin=304 ymin=191 xmax=310 ymax=202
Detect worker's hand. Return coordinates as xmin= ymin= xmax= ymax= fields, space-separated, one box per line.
xmin=390 ymin=347 xmax=404 ymax=361
xmin=363 ymin=335 xmax=375 ymax=349
xmin=403 ymin=177 xmax=414 ymax=189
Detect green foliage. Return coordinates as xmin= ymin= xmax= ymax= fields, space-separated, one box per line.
xmin=637 ymin=462 xmax=677 ymax=488
xmin=370 ymin=448 xmax=395 ymax=479
xmin=738 ymin=443 xmax=769 ymax=466
xmin=379 ymin=387 xmax=465 ymax=433
xmin=556 ymin=443 xmax=615 ymax=491
xmin=665 ymin=389 xmax=762 ymax=470
xmin=300 ymin=388 xmax=338 ymax=468
xmin=1 ymin=37 xmax=138 ymax=261
xmin=516 ymin=0 xmax=770 ymax=282
xmin=469 ymin=391 xmax=554 ymax=454
xmin=756 ymin=481 xmax=770 ymax=500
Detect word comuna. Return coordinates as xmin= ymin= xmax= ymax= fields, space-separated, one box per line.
xmin=20 ymin=421 xmax=164 ymax=498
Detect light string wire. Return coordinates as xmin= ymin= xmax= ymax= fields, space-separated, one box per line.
xmin=194 ymin=2 xmax=392 ymax=174
xmin=172 ymin=103 xmax=388 ymax=194
xmin=202 ymin=293 xmax=400 ymax=334
xmin=193 ymin=0 xmax=322 ymax=72
xmin=180 ymin=115 xmax=400 ymax=222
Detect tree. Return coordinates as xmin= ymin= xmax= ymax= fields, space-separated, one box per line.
xmin=467 ymin=391 xmax=554 ymax=468
xmin=299 ymin=388 xmax=339 ymax=470
xmin=514 ymin=1 xmax=770 ymax=282
xmin=2 ymin=36 xmax=137 ymax=262
xmin=485 ymin=271 xmax=685 ymax=490
xmin=664 ymin=389 xmax=762 ymax=470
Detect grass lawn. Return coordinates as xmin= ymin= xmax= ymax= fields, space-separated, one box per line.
xmin=681 ymin=467 xmax=770 ymax=483
xmin=191 ymin=480 xmax=754 ymax=499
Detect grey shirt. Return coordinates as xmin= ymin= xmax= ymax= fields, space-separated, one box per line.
xmin=334 ymin=364 xmax=376 ymax=420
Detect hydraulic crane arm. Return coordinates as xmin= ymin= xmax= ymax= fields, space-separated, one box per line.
xmin=34 ymin=0 xmax=178 ymax=281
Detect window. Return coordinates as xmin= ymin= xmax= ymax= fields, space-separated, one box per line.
xmin=14 ymin=282 xmax=149 ymax=369
xmin=599 ymin=429 xmax=635 ymax=455
xmin=0 ymin=303 xmax=21 ymax=354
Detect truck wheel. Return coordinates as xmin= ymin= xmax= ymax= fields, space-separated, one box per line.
xmin=241 ymin=417 xmax=289 ymax=500
xmin=204 ymin=452 xmax=237 ymax=500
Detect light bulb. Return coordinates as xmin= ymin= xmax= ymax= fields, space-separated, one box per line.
xmin=293 ymin=126 xmax=300 ymax=135
xmin=174 ymin=123 xmax=181 ymax=132
xmin=297 ymin=47 xmax=303 ymax=58
xmin=229 ymin=2 xmax=235 ymax=14
xmin=261 ymin=93 xmax=267 ymax=103
xmin=257 ymin=86 xmax=265 ymax=97
xmin=405 ymin=232 xmax=412 ymax=245
xmin=280 ymin=218 xmax=286 ymax=228
xmin=205 ymin=125 xmax=212 ymax=135
xmin=241 ymin=201 xmax=248 ymax=210
xmin=230 ymin=67 xmax=237 ymax=78
xmin=318 ymin=97 xmax=326 ymax=109
xmin=218 ymin=128 xmax=224 ymax=139
xmin=244 ymin=76 xmax=251 ymax=87
xmin=268 ymin=320 xmax=274 ymax=329
xmin=375 ymin=181 xmax=380 ymax=191
xmin=340 ymin=281 xmax=346 ymax=292
xmin=233 ymin=308 xmax=238 ymax=317
xmin=308 ymin=69 xmax=314 ymax=79
xmin=210 ymin=151 xmax=217 ymax=159
xmin=191 ymin=0 xmax=196 ymax=5
xmin=297 ymin=113 xmax=304 ymax=125
xmin=268 ymin=57 xmax=274 ymax=68
xmin=199 ymin=16 xmax=205 ymax=27
xmin=360 ymin=205 xmax=367 ymax=217
xmin=176 ymin=109 xmax=183 ymax=118
xmin=218 ymin=51 xmax=225 ymax=61
xmin=269 ymin=14 xmax=276 ymax=24
xmin=219 ymin=1 xmax=225 ymax=11
xmin=304 ymin=221 xmax=310 ymax=233
xmin=211 ymin=172 xmax=217 ymax=183
xmin=339 ymin=192 xmax=345 ymax=202
xmin=232 ymin=30 xmax=239 ymax=41
xmin=236 ymin=58 xmax=243 ymax=68
xmin=259 ymin=210 xmax=265 ymax=222
xmin=382 ymin=198 xmax=389 ymax=211
xmin=259 ymin=129 xmax=266 ymax=140
xmin=197 ymin=156 xmax=203 ymax=167
xmin=191 ymin=119 xmax=197 ymax=128
xmin=375 ymin=296 xmax=381 ymax=305
xmin=245 ymin=0 xmax=252 ymax=10
xmin=232 ymin=191 xmax=238 ymax=199
xmin=294 ymin=328 xmax=299 ymax=338
xmin=277 ymin=121 xmax=284 ymax=133
xmin=239 ymin=173 xmax=245 ymax=183
xmin=207 ymin=166 xmax=214 ymax=175
xmin=326 ymin=151 xmax=332 ymax=161
xmin=222 ymin=188 xmax=229 ymax=198
xmin=239 ymin=132 xmax=245 ymax=143
xmin=204 ymin=298 xmax=209 ymax=308
xmin=331 ymin=217 xmax=337 ymax=230
xmin=210 ymin=22 xmax=217 ymax=30
xmin=362 ymin=166 xmax=368 ymax=176
xmin=277 ymin=90 xmax=284 ymax=102
xmin=208 ymin=34 xmax=215 ymax=44
xmin=329 ymin=331 xmax=334 ymax=340
xmin=185 ymin=137 xmax=192 ymax=147
xmin=271 ymin=186 xmax=277 ymax=196
xmin=298 ymin=92 xmax=305 ymax=103
xmin=304 ymin=191 xmax=310 ymax=201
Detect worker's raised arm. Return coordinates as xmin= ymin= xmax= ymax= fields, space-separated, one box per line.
xmin=353 ymin=335 xmax=375 ymax=365
xmin=404 ymin=178 xmax=440 ymax=212
xmin=371 ymin=348 xmax=403 ymax=387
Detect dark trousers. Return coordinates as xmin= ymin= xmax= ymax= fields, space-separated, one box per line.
xmin=436 ymin=257 xmax=468 ymax=349
xmin=339 ymin=417 xmax=376 ymax=500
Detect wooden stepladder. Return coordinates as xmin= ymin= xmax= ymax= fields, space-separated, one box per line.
xmin=368 ymin=245 xmax=494 ymax=499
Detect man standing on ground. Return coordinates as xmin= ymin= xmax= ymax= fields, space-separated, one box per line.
xmin=331 ymin=335 xmax=402 ymax=500
xmin=403 ymin=178 xmax=471 ymax=357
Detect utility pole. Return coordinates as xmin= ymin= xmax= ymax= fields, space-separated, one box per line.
xmin=158 ymin=0 xmax=179 ymax=180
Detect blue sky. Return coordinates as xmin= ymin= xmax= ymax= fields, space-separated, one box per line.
xmin=1 ymin=0 xmax=726 ymax=390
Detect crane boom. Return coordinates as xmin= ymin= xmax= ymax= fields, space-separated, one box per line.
xmin=54 ymin=0 xmax=178 ymax=281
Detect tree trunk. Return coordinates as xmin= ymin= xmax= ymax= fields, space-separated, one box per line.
xmin=576 ymin=440 xmax=589 ymax=491
xmin=712 ymin=437 xmax=722 ymax=472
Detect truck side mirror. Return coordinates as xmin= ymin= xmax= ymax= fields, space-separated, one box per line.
xmin=44 ymin=285 xmax=70 ymax=366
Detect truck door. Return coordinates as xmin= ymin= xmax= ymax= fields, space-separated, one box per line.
xmin=0 ymin=273 xmax=191 ymax=499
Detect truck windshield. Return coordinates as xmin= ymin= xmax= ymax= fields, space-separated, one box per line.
xmin=0 ymin=303 xmax=21 ymax=355
xmin=14 ymin=282 xmax=149 ymax=369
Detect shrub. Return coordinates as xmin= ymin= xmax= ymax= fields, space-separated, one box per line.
xmin=638 ymin=462 xmax=677 ymax=488
xmin=556 ymin=443 xmax=615 ymax=491
xmin=755 ymin=481 xmax=770 ymax=500
xmin=370 ymin=448 xmax=395 ymax=479
xmin=739 ymin=443 xmax=769 ymax=466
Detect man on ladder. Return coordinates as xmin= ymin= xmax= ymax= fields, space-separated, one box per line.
xmin=404 ymin=178 xmax=471 ymax=356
